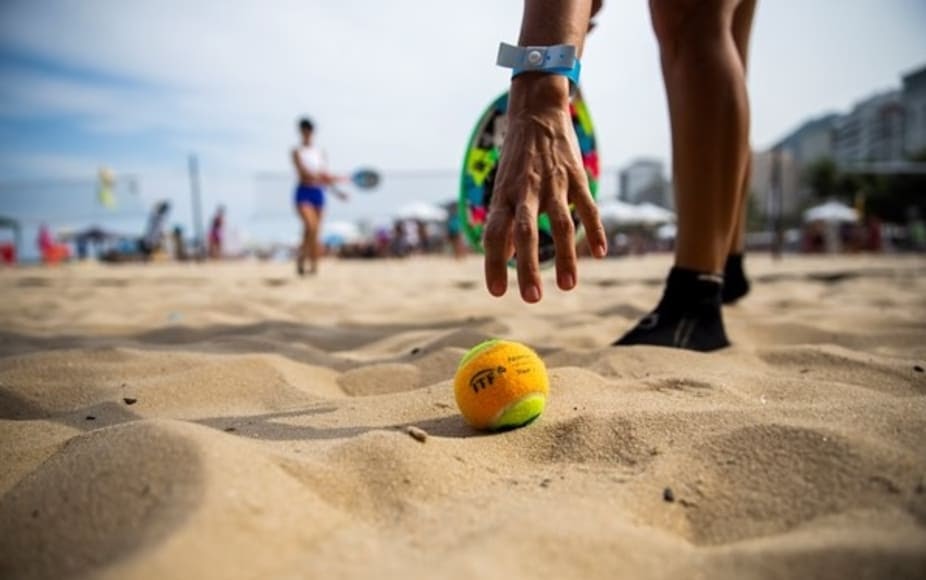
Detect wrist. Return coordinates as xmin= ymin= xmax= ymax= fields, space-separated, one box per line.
xmin=497 ymin=42 xmax=579 ymax=105
xmin=509 ymin=73 xmax=571 ymax=111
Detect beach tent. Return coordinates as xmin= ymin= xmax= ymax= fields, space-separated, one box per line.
xmin=0 ymin=215 xmax=21 ymax=245
xmin=396 ymin=202 xmax=447 ymax=222
xmin=803 ymin=200 xmax=858 ymax=223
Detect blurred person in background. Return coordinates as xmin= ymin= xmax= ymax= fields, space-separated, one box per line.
xmin=139 ymin=200 xmax=171 ymax=260
xmin=292 ymin=117 xmax=348 ymax=276
xmin=208 ymin=205 xmax=225 ymax=260
xmin=447 ymin=205 xmax=467 ymax=260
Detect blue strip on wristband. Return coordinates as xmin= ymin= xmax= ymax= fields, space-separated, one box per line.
xmin=512 ymin=59 xmax=581 ymax=89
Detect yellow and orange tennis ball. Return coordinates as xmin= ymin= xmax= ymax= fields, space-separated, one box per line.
xmin=454 ymin=339 xmax=549 ymax=431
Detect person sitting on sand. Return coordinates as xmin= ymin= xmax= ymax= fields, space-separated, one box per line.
xmin=483 ymin=0 xmax=755 ymax=351
xmin=292 ymin=117 xmax=348 ymax=276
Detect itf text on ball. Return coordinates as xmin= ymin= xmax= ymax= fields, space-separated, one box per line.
xmin=453 ymin=339 xmax=549 ymax=431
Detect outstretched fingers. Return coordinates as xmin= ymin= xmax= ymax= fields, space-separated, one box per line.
xmin=513 ymin=198 xmax=542 ymax=303
xmin=484 ymin=204 xmax=515 ymax=297
xmin=570 ymin=167 xmax=607 ymax=258
xmin=544 ymin=170 xmax=577 ymax=291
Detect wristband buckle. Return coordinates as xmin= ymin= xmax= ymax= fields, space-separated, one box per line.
xmin=496 ymin=42 xmax=581 ymax=91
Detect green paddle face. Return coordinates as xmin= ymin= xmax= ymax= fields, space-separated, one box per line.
xmin=458 ymin=89 xmax=599 ymax=266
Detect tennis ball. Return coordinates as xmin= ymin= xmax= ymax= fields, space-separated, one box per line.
xmin=454 ymin=339 xmax=549 ymax=431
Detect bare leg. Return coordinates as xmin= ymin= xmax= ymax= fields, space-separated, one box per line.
xmin=722 ymin=0 xmax=757 ymax=303
xmin=727 ymin=0 xmax=756 ymax=256
xmin=296 ymin=204 xmax=320 ymax=275
xmin=727 ymin=158 xmax=750 ymax=254
xmin=308 ymin=207 xmax=323 ymax=273
xmin=615 ymin=0 xmax=750 ymax=351
xmin=652 ymin=0 xmax=750 ymax=274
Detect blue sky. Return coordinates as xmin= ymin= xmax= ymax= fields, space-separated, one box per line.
xmin=1 ymin=0 xmax=925 ymax=244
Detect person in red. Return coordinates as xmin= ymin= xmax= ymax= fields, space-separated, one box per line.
xmin=484 ymin=0 xmax=756 ymax=351
xmin=208 ymin=206 xmax=225 ymax=260
xmin=38 ymin=224 xmax=70 ymax=264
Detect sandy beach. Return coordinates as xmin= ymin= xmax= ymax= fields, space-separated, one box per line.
xmin=1 ymin=254 xmax=925 ymax=579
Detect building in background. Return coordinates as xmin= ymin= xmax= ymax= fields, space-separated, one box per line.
xmin=776 ymin=113 xmax=841 ymax=167
xmin=833 ymin=91 xmax=905 ymax=165
xmin=749 ymin=148 xmax=801 ymax=220
xmin=748 ymin=114 xmax=839 ymax=221
xmin=618 ymin=158 xmax=672 ymax=208
xmin=747 ymin=62 xmax=925 ymax=221
xmin=902 ymin=65 xmax=926 ymax=158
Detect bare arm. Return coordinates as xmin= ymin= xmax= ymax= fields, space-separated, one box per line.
xmin=483 ymin=0 xmax=607 ymax=303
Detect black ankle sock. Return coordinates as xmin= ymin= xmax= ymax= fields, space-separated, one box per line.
xmin=722 ymin=253 xmax=750 ymax=304
xmin=613 ymin=267 xmax=730 ymax=352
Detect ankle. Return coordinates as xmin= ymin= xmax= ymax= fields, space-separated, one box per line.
xmin=657 ymin=267 xmax=723 ymax=314
xmin=721 ymin=254 xmax=751 ymax=304
xmin=724 ymin=253 xmax=744 ymax=277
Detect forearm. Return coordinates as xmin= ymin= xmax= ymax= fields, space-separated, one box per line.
xmin=518 ymin=0 xmax=592 ymax=53
xmin=510 ymin=0 xmax=593 ymax=110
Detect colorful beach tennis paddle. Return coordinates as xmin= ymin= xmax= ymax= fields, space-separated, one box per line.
xmin=458 ymin=88 xmax=599 ymax=266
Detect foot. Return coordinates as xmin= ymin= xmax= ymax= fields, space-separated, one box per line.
xmin=722 ymin=253 xmax=750 ymax=304
xmin=296 ymin=260 xmax=305 ymax=276
xmin=613 ymin=267 xmax=730 ymax=352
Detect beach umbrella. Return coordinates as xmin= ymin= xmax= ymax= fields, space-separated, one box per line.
xmin=396 ymin=202 xmax=447 ymax=222
xmin=598 ymin=200 xmax=644 ymax=225
xmin=636 ymin=202 xmax=676 ymax=225
xmin=802 ymin=200 xmax=858 ymax=223
xmin=656 ymin=223 xmax=677 ymax=240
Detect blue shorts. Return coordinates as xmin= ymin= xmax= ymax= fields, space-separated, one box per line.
xmin=294 ymin=185 xmax=325 ymax=209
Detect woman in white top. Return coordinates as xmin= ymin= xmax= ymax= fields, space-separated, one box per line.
xmin=292 ymin=118 xmax=347 ymax=275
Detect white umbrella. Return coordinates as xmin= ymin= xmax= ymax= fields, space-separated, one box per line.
xmin=599 ymin=200 xmax=675 ymax=226
xmin=396 ymin=202 xmax=447 ymax=222
xmin=598 ymin=200 xmax=644 ymax=225
xmin=803 ymin=200 xmax=858 ymax=223
xmin=656 ymin=223 xmax=677 ymax=240
xmin=636 ymin=202 xmax=675 ymax=225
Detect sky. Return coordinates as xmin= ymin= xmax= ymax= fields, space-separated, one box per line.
xmin=1 ymin=0 xmax=925 ymax=247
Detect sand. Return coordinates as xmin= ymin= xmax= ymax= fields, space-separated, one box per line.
xmin=1 ymin=254 xmax=925 ymax=579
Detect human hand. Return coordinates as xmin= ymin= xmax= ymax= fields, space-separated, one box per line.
xmin=483 ymin=75 xmax=607 ymax=303
xmin=333 ymin=186 xmax=350 ymax=202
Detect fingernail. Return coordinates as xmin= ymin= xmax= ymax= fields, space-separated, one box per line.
xmin=489 ymin=280 xmax=505 ymax=296
xmin=561 ymin=273 xmax=575 ymax=289
xmin=595 ymin=243 xmax=607 ymax=258
xmin=524 ymin=285 xmax=541 ymax=302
